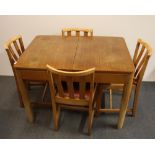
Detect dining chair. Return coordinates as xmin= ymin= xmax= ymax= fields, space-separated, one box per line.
xmin=4 ymin=35 xmax=47 ymax=107
xmin=62 ymin=28 xmax=93 ymax=37
xmin=99 ymin=39 xmax=152 ymax=116
xmin=46 ymin=65 xmax=97 ymax=135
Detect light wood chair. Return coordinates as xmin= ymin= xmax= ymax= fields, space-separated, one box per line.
xmin=46 ymin=65 xmax=97 ymax=135
xmin=62 ymin=28 xmax=93 ymax=37
xmin=100 ymin=39 xmax=152 ymax=116
xmin=4 ymin=35 xmax=47 ymax=107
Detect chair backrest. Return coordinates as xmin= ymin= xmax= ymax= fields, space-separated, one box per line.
xmin=133 ymin=39 xmax=152 ymax=83
xmin=4 ymin=35 xmax=25 ymax=70
xmin=62 ymin=28 xmax=93 ymax=37
xmin=47 ymin=65 xmax=95 ymax=106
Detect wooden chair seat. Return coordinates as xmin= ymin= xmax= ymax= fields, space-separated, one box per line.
xmin=28 ymin=81 xmax=46 ymax=88
xmin=108 ymin=83 xmax=136 ymax=92
xmin=57 ymin=89 xmax=91 ymax=101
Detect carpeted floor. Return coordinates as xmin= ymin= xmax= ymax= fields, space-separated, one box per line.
xmin=0 ymin=76 xmax=155 ymax=139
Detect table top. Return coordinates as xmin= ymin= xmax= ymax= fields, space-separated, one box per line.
xmin=15 ymin=35 xmax=134 ymax=73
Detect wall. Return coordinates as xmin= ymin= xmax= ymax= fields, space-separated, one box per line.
xmin=0 ymin=15 xmax=154 ymax=81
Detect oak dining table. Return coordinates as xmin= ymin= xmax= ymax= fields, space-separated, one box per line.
xmin=14 ymin=35 xmax=134 ymax=129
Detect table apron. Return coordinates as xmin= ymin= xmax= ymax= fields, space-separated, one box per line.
xmin=17 ymin=69 xmax=131 ymax=84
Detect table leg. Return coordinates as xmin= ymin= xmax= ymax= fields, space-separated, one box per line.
xmin=15 ymin=69 xmax=34 ymax=122
xmin=15 ymin=78 xmax=24 ymax=107
xmin=117 ymin=73 xmax=134 ymax=129
xmin=96 ymin=84 xmax=104 ymax=116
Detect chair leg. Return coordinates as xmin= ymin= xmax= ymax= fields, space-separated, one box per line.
xmin=87 ymin=109 xmax=95 ymax=135
xmin=41 ymin=82 xmax=48 ymax=102
xmin=17 ymin=88 xmax=24 ymax=107
xmin=25 ymin=81 xmax=31 ymax=90
xmin=109 ymin=89 xmax=113 ymax=109
xmin=132 ymin=84 xmax=141 ymax=117
xmin=52 ymin=102 xmax=60 ymax=131
xmin=57 ymin=105 xmax=60 ymax=126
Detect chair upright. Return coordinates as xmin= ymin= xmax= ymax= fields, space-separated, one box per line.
xmin=101 ymin=39 xmax=152 ymax=116
xmin=4 ymin=35 xmax=25 ymax=106
xmin=47 ymin=65 xmax=96 ymax=135
xmin=4 ymin=35 xmax=47 ymax=107
xmin=62 ymin=28 xmax=93 ymax=37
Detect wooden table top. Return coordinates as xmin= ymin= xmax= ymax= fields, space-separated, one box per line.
xmin=15 ymin=35 xmax=134 ymax=73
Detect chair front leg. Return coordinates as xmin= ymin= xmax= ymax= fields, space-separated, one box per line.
xmin=52 ymin=101 xmax=60 ymax=131
xmin=132 ymin=83 xmax=141 ymax=117
xmin=87 ymin=87 xmax=98 ymax=135
xmin=109 ymin=89 xmax=113 ymax=109
xmin=87 ymin=106 xmax=95 ymax=135
xmin=41 ymin=82 xmax=48 ymax=103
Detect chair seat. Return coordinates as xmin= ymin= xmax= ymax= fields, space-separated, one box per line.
xmin=110 ymin=83 xmax=136 ymax=91
xmin=56 ymin=89 xmax=91 ymax=100
xmin=102 ymin=83 xmax=136 ymax=92
xmin=28 ymin=81 xmax=46 ymax=87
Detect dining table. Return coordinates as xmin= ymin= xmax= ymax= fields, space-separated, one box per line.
xmin=14 ymin=35 xmax=134 ymax=129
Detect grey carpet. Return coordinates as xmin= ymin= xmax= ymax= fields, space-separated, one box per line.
xmin=0 ymin=76 xmax=155 ymax=139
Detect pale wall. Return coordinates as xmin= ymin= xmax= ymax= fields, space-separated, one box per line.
xmin=0 ymin=15 xmax=154 ymax=81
